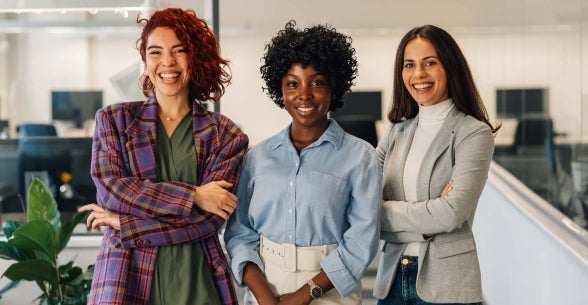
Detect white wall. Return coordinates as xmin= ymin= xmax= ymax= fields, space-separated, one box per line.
xmin=1 ymin=23 xmax=583 ymax=144
xmin=221 ymin=28 xmax=583 ymax=145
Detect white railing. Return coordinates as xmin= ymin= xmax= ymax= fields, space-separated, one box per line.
xmin=474 ymin=162 xmax=588 ymax=305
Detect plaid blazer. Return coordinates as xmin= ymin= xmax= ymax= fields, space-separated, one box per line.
xmin=87 ymin=97 xmax=248 ymax=305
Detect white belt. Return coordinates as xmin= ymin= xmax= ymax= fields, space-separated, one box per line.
xmin=260 ymin=235 xmax=337 ymax=272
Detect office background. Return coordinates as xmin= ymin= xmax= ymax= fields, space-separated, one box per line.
xmin=0 ymin=1 xmax=587 ymax=304
xmin=0 ymin=0 xmax=586 ymax=144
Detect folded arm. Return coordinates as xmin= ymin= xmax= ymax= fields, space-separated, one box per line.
xmin=381 ymin=126 xmax=493 ymax=236
xmin=90 ymin=108 xmax=248 ymax=245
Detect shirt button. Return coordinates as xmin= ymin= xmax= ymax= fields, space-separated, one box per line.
xmin=401 ymin=258 xmax=410 ymax=265
xmin=137 ymin=239 xmax=150 ymax=247
xmin=289 ymin=181 xmax=293 ymax=186
xmin=288 ymin=235 xmax=292 ymax=240
xmin=288 ymin=209 xmax=292 ymax=213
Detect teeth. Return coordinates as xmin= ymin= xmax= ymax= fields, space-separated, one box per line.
xmin=298 ymin=107 xmax=313 ymax=112
xmin=160 ymin=72 xmax=179 ymax=78
xmin=414 ymin=83 xmax=432 ymax=89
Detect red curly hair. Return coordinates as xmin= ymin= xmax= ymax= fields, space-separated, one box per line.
xmin=136 ymin=8 xmax=231 ymax=103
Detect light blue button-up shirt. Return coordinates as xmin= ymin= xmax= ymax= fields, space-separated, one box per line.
xmin=224 ymin=119 xmax=382 ymax=297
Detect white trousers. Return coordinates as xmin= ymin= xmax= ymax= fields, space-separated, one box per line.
xmin=244 ymin=236 xmax=362 ymax=305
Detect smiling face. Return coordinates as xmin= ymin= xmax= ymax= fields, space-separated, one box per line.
xmin=144 ymin=27 xmax=190 ymax=101
xmin=402 ymin=37 xmax=449 ymax=106
xmin=282 ymin=63 xmax=332 ymax=133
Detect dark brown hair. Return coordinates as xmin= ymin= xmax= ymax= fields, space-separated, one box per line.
xmin=389 ymin=25 xmax=499 ymax=133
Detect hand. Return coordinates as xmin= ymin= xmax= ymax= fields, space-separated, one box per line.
xmin=243 ymin=262 xmax=279 ymax=305
xmin=278 ymin=271 xmax=330 ymax=305
xmin=277 ymin=290 xmax=311 ymax=305
xmin=194 ymin=180 xmax=237 ymax=219
xmin=78 ymin=203 xmax=120 ymax=232
xmin=440 ymin=180 xmax=453 ymax=198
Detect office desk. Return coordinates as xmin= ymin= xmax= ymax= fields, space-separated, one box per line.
xmin=0 ymin=137 xmax=95 ymax=222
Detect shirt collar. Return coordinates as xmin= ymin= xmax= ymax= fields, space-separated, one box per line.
xmin=267 ymin=118 xmax=344 ymax=151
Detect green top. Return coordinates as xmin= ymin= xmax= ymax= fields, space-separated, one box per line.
xmin=148 ymin=113 xmax=221 ymax=305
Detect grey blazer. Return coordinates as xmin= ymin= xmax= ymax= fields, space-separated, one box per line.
xmin=373 ymin=107 xmax=494 ymax=303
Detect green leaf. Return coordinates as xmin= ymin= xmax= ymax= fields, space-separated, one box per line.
xmin=58 ymin=260 xmax=75 ymax=280
xmin=58 ymin=211 xmax=90 ymax=253
xmin=27 ymin=177 xmax=61 ymax=228
xmin=7 ymin=220 xmax=58 ymax=260
xmin=0 ymin=177 xmax=94 ymax=304
xmin=0 ymin=241 xmax=28 ymax=261
xmin=2 ymin=259 xmax=58 ymax=287
xmin=2 ymin=220 xmax=23 ymax=238
xmin=60 ymin=266 xmax=83 ymax=285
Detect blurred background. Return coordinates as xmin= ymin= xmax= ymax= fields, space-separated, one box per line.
xmin=0 ymin=1 xmax=586 ymax=304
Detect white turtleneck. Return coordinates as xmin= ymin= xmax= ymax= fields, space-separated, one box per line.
xmin=403 ymin=98 xmax=455 ymax=256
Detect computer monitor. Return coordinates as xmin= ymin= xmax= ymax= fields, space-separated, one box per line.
xmin=330 ymin=91 xmax=382 ymax=147
xmin=51 ymin=90 xmax=103 ymax=128
xmin=330 ymin=91 xmax=382 ymax=122
xmin=496 ymin=88 xmax=548 ymax=119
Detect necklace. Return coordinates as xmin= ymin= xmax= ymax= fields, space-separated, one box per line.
xmin=158 ymin=108 xmax=188 ymax=122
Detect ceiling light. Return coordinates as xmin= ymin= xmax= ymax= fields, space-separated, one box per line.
xmin=0 ymin=0 xmax=145 ymax=14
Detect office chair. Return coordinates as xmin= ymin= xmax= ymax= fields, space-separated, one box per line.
xmin=503 ymin=114 xmax=561 ymax=204
xmin=16 ymin=123 xmax=58 ymax=138
xmin=511 ymin=114 xmax=555 ymax=149
xmin=570 ymin=160 xmax=588 ymax=228
xmin=0 ymin=120 xmax=9 ymax=138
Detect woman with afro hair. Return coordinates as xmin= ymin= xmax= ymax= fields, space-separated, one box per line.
xmin=224 ymin=21 xmax=382 ymax=305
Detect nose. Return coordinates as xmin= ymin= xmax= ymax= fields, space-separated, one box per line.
xmin=297 ymin=84 xmax=313 ymax=100
xmin=162 ymin=51 xmax=176 ymax=66
xmin=414 ymin=64 xmax=427 ymax=78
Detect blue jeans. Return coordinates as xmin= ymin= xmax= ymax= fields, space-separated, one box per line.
xmin=377 ymin=256 xmax=483 ymax=305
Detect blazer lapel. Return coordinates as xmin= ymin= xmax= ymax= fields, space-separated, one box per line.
xmin=388 ymin=118 xmax=418 ymax=201
xmin=191 ymin=102 xmax=211 ymax=182
xmin=126 ymin=99 xmax=158 ymax=180
xmin=416 ymin=107 xmax=463 ymax=200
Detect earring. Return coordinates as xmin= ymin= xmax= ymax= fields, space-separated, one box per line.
xmin=138 ymin=73 xmax=153 ymax=96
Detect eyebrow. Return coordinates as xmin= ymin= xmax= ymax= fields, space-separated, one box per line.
xmin=146 ymin=43 xmax=184 ymax=51
xmin=404 ymin=55 xmax=438 ymax=61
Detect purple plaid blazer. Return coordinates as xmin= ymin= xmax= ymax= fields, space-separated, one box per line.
xmin=87 ymin=98 xmax=248 ymax=305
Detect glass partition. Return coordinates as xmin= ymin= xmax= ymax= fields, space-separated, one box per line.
xmin=0 ymin=0 xmax=586 ymax=233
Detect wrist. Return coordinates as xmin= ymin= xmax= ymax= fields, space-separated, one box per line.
xmin=307 ymin=279 xmax=323 ymax=299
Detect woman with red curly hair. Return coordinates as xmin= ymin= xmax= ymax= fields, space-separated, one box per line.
xmin=78 ymin=8 xmax=248 ymax=305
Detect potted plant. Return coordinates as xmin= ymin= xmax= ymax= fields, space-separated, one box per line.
xmin=0 ymin=176 xmax=93 ymax=305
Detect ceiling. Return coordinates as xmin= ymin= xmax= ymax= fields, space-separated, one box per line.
xmin=217 ymin=0 xmax=586 ymax=36
xmin=0 ymin=0 xmax=584 ymax=36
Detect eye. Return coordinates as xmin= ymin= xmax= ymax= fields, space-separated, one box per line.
xmin=311 ymin=79 xmax=326 ymax=87
xmin=403 ymin=62 xmax=414 ymax=69
xmin=148 ymin=50 xmax=161 ymax=56
xmin=174 ymin=47 xmax=186 ymax=54
xmin=425 ymin=60 xmax=438 ymax=67
xmin=285 ymin=80 xmax=298 ymax=88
